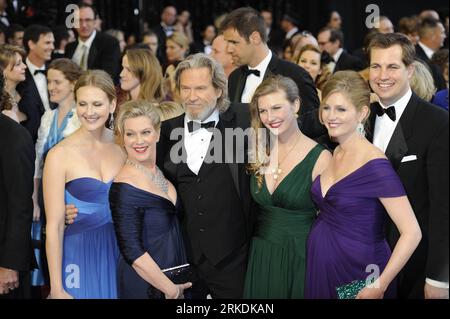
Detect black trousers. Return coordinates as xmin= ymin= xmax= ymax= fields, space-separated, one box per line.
xmin=190 ymin=243 xmax=249 ymax=299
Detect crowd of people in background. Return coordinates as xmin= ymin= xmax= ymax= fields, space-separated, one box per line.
xmin=0 ymin=0 xmax=448 ymax=300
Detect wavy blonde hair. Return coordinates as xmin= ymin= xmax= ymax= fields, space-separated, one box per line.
xmin=115 ymin=99 xmax=161 ymax=146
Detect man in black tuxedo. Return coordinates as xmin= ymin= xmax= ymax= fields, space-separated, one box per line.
xmin=0 ymin=114 xmax=35 ymax=298
xmin=65 ymin=4 xmax=120 ymax=80
xmin=367 ymin=33 xmax=448 ymax=299
xmin=317 ymin=27 xmax=365 ymax=73
xmin=157 ymin=53 xmax=256 ymax=298
xmin=16 ymin=24 xmax=54 ymax=143
xmin=221 ymin=7 xmax=319 ymax=118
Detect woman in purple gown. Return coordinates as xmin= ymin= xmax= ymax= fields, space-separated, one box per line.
xmin=305 ymin=71 xmax=422 ymax=299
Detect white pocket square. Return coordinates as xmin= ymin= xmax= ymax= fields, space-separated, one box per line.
xmin=401 ymin=155 xmax=417 ymax=163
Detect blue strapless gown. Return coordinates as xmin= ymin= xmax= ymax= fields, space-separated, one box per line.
xmin=109 ymin=182 xmax=187 ymax=299
xmin=63 ymin=177 xmax=119 ymax=299
xmin=305 ymin=159 xmax=406 ymax=299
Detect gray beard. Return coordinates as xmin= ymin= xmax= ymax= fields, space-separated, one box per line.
xmin=185 ymin=102 xmax=217 ymax=121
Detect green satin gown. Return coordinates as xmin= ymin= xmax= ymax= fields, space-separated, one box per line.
xmin=244 ymin=144 xmax=324 ymax=299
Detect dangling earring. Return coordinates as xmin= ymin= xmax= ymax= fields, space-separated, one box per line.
xmin=356 ymin=122 xmax=365 ymax=137
xmin=295 ymin=113 xmax=299 ymax=118
xmin=108 ymin=113 xmax=115 ymax=130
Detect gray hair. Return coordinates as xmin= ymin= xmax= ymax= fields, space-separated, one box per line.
xmin=174 ymin=53 xmax=230 ymax=113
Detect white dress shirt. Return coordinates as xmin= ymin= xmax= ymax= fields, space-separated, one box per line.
xmin=184 ymin=110 xmax=219 ymax=175
xmin=329 ymin=48 xmax=344 ymax=73
xmin=241 ymin=50 xmax=272 ymax=103
xmin=373 ymin=89 xmax=411 ymax=153
xmin=26 ymin=58 xmax=50 ymax=112
xmin=72 ymin=30 xmax=97 ymax=69
xmin=417 ymin=41 xmax=435 ymax=60
xmin=285 ymin=27 xmax=299 ymax=40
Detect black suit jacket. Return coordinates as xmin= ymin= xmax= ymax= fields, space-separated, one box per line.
xmin=367 ymin=94 xmax=449 ymax=297
xmin=151 ymin=24 xmax=168 ymax=66
xmin=228 ymin=53 xmax=320 ymax=117
xmin=16 ymin=67 xmax=52 ymax=143
xmin=0 ymin=114 xmax=36 ymax=272
xmin=65 ymin=32 xmax=121 ymax=81
xmin=334 ymin=50 xmax=365 ymax=72
xmin=415 ymin=45 xmax=446 ymax=91
xmin=157 ymin=106 xmax=256 ymax=264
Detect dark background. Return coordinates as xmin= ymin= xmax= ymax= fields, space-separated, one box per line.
xmin=28 ymin=0 xmax=448 ymax=51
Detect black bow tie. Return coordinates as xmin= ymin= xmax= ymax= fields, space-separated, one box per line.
xmin=375 ymin=104 xmax=396 ymax=121
xmin=243 ymin=66 xmax=260 ymax=77
xmin=187 ymin=120 xmax=215 ymax=133
xmin=34 ymin=69 xmax=46 ymax=76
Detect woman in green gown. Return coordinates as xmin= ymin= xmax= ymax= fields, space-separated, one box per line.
xmin=244 ymin=75 xmax=331 ymax=298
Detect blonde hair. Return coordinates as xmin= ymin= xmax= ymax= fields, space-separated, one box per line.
xmin=115 ymin=100 xmax=161 ymax=146
xmin=157 ymin=100 xmax=184 ymax=121
xmin=410 ymin=59 xmax=436 ymax=101
xmin=75 ymin=70 xmax=116 ymax=103
xmin=0 ymin=44 xmax=26 ymax=71
xmin=321 ymin=71 xmax=371 ymax=124
xmin=125 ymin=48 xmax=165 ymax=102
xmin=247 ymin=75 xmax=300 ymax=189
xmin=167 ymin=32 xmax=189 ymax=52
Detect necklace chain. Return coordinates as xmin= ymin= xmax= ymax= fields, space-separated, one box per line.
xmin=271 ymin=134 xmax=302 ymax=180
xmin=126 ymin=159 xmax=169 ymax=194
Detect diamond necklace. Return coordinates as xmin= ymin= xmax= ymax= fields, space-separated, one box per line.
xmin=126 ymin=159 xmax=169 ymax=194
xmin=271 ymin=133 xmax=302 ymax=180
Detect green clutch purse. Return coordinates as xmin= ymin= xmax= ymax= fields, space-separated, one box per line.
xmin=336 ymin=280 xmax=367 ymax=299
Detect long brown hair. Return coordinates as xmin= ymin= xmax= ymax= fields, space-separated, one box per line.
xmin=124 ymin=48 xmax=165 ymax=102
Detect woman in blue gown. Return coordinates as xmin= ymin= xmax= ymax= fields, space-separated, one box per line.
xmin=31 ymin=59 xmax=83 ymax=291
xmin=43 ymin=70 xmax=126 ymax=299
xmin=304 ymin=71 xmax=422 ymax=299
xmin=109 ymin=100 xmax=191 ymax=299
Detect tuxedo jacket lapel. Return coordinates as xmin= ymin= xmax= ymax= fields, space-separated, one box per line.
xmin=163 ymin=115 xmax=185 ymax=182
xmin=264 ymin=53 xmax=278 ymax=79
xmin=234 ymin=68 xmax=247 ymax=103
xmin=367 ymin=104 xmax=378 ymax=143
xmin=218 ymin=111 xmax=241 ymax=197
xmin=384 ymin=94 xmax=419 ymax=169
xmin=385 ymin=125 xmax=408 ymax=170
xmin=87 ymin=36 xmax=98 ymax=69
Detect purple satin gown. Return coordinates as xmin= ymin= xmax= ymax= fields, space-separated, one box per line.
xmin=305 ymin=158 xmax=406 ymax=299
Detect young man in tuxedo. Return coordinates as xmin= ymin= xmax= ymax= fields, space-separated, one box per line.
xmin=0 ymin=113 xmax=36 ymax=299
xmin=221 ymin=7 xmax=319 ymax=118
xmin=157 ymin=53 xmax=256 ymax=298
xmin=367 ymin=32 xmax=449 ymax=299
xmin=16 ymin=24 xmax=54 ymax=143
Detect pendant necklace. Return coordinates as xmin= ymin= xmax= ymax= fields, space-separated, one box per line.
xmin=272 ymin=134 xmax=302 ymax=181
xmin=126 ymin=159 xmax=169 ymax=194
